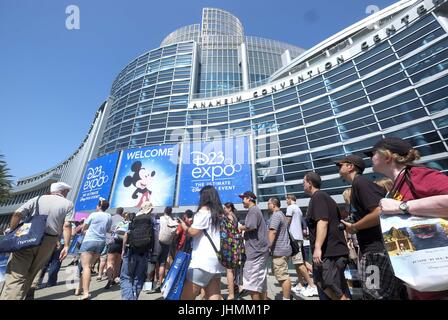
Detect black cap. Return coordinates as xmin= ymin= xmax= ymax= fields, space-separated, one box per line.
xmin=365 ymin=137 xmax=412 ymax=157
xmin=238 ymin=191 xmax=257 ymax=201
xmin=334 ymin=155 xmax=366 ymax=174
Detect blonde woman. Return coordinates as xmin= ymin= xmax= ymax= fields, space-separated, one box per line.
xmin=374 ymin=177 xmax=394 ymax=194
xmin=366 ymin=137 xmax=448 ymax=299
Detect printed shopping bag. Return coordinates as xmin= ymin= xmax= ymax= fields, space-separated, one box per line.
xmin=0 ymin=197 xmax=47 ymax=253
xmin=380 ymin=214 xmax=448 ymax=292
xmin=161 ymin=251 xmax=191 ymax=300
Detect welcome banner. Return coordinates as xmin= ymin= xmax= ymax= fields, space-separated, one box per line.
xmin=111 ymin=144 xmax=179 ymax=208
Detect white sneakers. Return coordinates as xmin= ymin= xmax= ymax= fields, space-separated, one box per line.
xmin=300 ymin=285 xmax=318 ymax=297
xmin=292 ymin=284 xmax=319 ymax=297
xmin=291 ymin=284 xmax=304 ymax=295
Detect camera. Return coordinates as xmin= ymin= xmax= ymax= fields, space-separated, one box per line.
xmin=338 ymin=213 xmax=357 ymax=231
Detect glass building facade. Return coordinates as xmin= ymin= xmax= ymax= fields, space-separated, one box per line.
xmin=2 ymin=1 xmax=448 ymax=220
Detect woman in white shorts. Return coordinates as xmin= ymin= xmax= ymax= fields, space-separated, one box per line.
xmin=179 ymin=186 xmax=226 ymax=300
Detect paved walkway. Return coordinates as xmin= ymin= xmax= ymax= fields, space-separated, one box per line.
xmin=32 ymin=258 xmax=319 ymax=301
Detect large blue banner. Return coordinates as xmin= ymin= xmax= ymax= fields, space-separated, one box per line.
xmin=179 ymin=136 xmax=252 ymax=206
xmin=75 ymin=152 xmax=119 ymax=211
xmin=111 ymin=144 xmax=179 ymax=208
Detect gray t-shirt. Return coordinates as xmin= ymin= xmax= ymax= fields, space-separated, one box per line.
xmin=244 ymin=205 xmax=269 ymax=260
xmin=17 ymin=194 xmax=74 ymax=236
xmin=269 ymin=210 xmax=292 ymax=257
xmin=106 ymin=214 xmax=124 ymax=243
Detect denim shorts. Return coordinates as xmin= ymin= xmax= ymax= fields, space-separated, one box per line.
xmin=79 ymin=241 xmax=106 ymax=254
xmin=186 ymin=268 xmax=221 ymax=287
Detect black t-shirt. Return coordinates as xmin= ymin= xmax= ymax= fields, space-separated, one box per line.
xmin=306 ymin=190 xmax=348 ymax=258
xmin=351 ymin=175 xmax=386 ymax=254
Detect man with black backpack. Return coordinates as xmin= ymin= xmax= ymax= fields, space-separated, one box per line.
xmin=120 ymin=201 xmax=155 ymax=300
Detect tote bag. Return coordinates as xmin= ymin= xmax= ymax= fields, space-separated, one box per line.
xmin=380 ymin=168 xmax=448 ymax=292
xmin=0 ymin=196 xmax=47 ymax=253
xmin=161 ymin=251 xmax=191 ymax=300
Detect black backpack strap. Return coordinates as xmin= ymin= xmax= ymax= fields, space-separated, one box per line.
xmin=26 ymin=196 xmax=42 ymax=221
xmin=35 ymin=196 xmax=41 ymax=216
xmin=203 ymin=229 xmax=219 ymax=254
xmin=404 ymin=167 xmax=419 ymax=199
xmin=388 ymin=166 xmax=419 ymax=200
xmin=388 ymin=167 xmax=408 ymax=199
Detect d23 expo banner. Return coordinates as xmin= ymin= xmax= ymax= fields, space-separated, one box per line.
xmin=179 ymin=136 xmax=252 ymax=206
xmin=380 ymin=214 xmax=448 ymax=292
xmin=75 ymin=152 xmax=120 ymax=211
xmin=111 ymin=144 xmax=179 ymax=208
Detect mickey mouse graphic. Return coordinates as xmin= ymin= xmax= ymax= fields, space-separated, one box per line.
xmin=123 ymin=161 xmax=156 ymax=208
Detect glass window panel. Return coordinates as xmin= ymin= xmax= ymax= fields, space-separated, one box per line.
xmin=309 ymin=136 xmax=341 ymax=148
xmin=300 ymin=88 xmax=327 ymax=102
xmin=356 ymin=45 xmax=395 ymax=71
xmin=358 ymin=55 xmax=397 ymax=76
xmin=325 ymin=73 xmax=359 ymax=91
xmin=376 ymin=99 xmax=423 ymax=120
xmin=325 ymin=61 xmax=355 ymax=79
xmin=368 ymin=78 xmax=411 ymax=101
xmin=341 ymin=125 xmax=379 ymax=141
xmin=390 ymin=14 xmax=436 ymax=43
xmin=344 ymin=136 xmax=380 ymax=153
xmin=434 ymin=116 xmax=448 ymax=130
xmin=307 ymin=119 xmax=337 ymax=134
xmin=396 ymin=26 xmax=445 ymax=57
xmin=385 ymin=121 xmax=435 ymax=139
xmin=403 ymin=37 xmax=448 ymax=69
xmin=312 ymin=146 xmax=345 ymax=168
xmin=338 ymin=107 xmax=372 ymax=124
xmin=417 ymin=75 xmax=448 ymax=94
xmin=354 ymin=42 xmax=390 ymax=65
xmin=379 ymin=109 xmax=427 ymax=128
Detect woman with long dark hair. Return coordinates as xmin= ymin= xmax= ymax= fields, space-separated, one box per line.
xmin=223 ymin=202 xmax=239 ymax=300
xmin=179 ymin=185 xmax=225 ymax=300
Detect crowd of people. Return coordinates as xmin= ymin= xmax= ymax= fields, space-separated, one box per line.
xmin=0 ymin=137 xmax=447 ymax=300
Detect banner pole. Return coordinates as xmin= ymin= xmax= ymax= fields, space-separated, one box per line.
xmin=174 ymin=143 xmax=184 ymax=208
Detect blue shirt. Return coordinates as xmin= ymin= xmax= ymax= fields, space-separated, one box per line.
xmin=83 ymin=211 xmax=112 ymax=243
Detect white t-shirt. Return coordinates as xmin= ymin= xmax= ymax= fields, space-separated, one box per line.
xmin=189 ymin=209 xmax=225 ymax=274
xmin=286 ymin=203 xmax=304 ymax=241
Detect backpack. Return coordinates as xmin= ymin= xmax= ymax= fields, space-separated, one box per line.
xmin=128 ymin=214 xmax=154 ymax=254
xmin=159 ymin=215 xmax=178 ymax=245
xmin=204 ymin=215 xmax=246 ymax=269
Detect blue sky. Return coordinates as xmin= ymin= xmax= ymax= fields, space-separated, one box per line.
xmin=0 ymin=0 xmax=397 ymax=181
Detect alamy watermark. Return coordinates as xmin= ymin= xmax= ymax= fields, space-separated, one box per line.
xmin=66 ymin=5 xmax=80 ymax=30
xmin=366 ymin=4 xmax=381 ymax=30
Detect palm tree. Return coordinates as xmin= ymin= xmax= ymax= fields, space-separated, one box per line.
xmin=0 ymin=154 xmax=13 ymax=205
